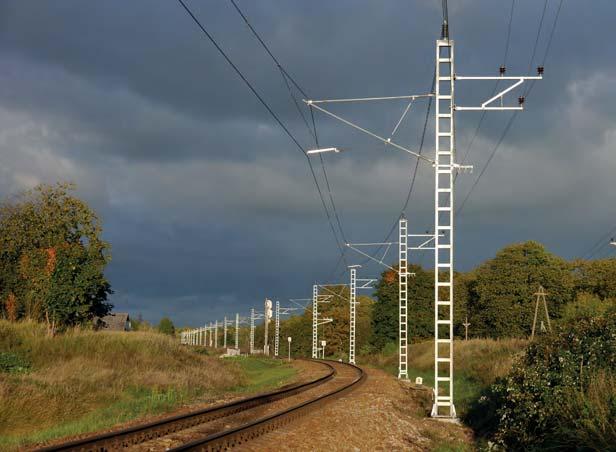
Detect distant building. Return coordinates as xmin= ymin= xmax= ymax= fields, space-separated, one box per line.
xmin=95 ymin=313 xmax=131 ymax=331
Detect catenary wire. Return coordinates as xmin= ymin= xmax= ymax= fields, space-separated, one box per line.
xmin=175 ymin=0 xmax=349 ymax=264
xmin=228 ymin=0 xmax=349 ymax=261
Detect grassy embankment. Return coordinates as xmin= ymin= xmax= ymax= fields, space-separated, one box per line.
xmin=0 ymin=320 xmax=295 ymax=450
xmin=361 ymin=338 xmax=528 ymax=415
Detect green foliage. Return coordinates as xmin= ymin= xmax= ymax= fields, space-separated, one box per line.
xmin=370 ymin=265 xmax=468 ymax=349
xmin=573 ymin=258 xmax=616 ymax=300
xmin=371 ymin=268 xmax=398 ymax=350
xmin=158 ymin=317 xmax=175 ymax=335
xmin=0 ymin=352 xmax=31 ymax=373
xmin=465 ymin=312 xmax=616 ymax=449
xmin=467 ymin=241 xmax=574 ymax=338
xmin=560 ymin=292 xmax=616 ymax=323
xmin=0 ymin=183 xmax=112 ymax=332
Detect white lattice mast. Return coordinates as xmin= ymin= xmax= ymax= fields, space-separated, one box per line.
xmin=312 ymin=284 xmax=318 ymax=358
xmin=274 ymin=300 xmax=280 ymax=357
xmin=223 ymin=316 xmax=227 ymax=348
xmin=432 ymin=33 xmax=456 ymax=418
xmin=214 ymin=320 xmax=218 ymax=348
xmin=250 ymin=308 xmax=255 ymax=354
xmin=399 ymin=217 xmax=409 ymax=379
xmin=349 ymin=266 xmax=358 ymax=365
xmin=235 ymin=313 xmax=239 ymax=350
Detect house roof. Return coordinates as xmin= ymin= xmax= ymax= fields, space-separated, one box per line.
xmin=97 ymin=312 xmax=130 ymax=330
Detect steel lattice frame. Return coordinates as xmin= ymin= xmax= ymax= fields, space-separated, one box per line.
xmin=214 ymin=321 xmax=219 ymax=348
xmin=349 ymin=268 xmax=357 ymax=364
xmin=312 ymin=285 xmax=318 ymax=358
xmin=235 ymin=313 xmax=240 ymax=350
xmin=432 ymin=38 xmax=456 ymax=418
xmin=274 ymin=300 xmax=280 ymax=357
xmin=399 ymin=217 xmax=409 ymax=379
xmin=223 ymin=316 xmax=227 ymax=348
xmin=250 ymin=309 xmax=255 ymax=355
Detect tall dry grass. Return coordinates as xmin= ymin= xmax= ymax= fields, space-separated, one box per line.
xmin=364 ymin=338 xmax=527 ymax=386
xmin=0 ymin=320 xmax=245 ymax=447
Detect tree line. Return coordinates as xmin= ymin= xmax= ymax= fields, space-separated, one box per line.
xmin=272 ymin=241 xmax=616 ymax=358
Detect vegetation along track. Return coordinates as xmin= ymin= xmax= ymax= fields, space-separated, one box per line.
xmin=34 ymin=360 xmax=364 ymax=451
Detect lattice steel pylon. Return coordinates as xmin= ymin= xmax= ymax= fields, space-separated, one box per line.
xmin=303 ymin=15 xmax=542 ymax=419
xmin=214 ymin=320 xmax=218 ymax=348
xmin=250 ymin=308 xmax=255 ymax=354
xmin=349 ymin=267 xmax=358 ymax=365
xmin=432 ymin=36 xmax=456 ymax=418
xmin=399 ymin=217 xmax=409 ymax=379
xmin=235 ymin=313 xmax=240 ymax=350
xmin=312 ymin=285 xmax=318 ymax=358
xmin=223 ymin=316 xmax=227 ymax=348
xmin=274 ymin=300 xmax=280 ymax=357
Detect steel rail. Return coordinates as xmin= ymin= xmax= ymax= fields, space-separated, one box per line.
xmin=169 ymin=360 xmax=365 ymax=451
xmin=34 ymin=360 xmax=337 ymax=452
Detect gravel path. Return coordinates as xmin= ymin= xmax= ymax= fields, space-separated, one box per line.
xmin=244 ymin=367 xmax=472 ymax=451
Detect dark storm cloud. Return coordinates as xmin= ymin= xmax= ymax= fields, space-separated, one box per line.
xmin=0 ymin=0 xmax=614 ymax=325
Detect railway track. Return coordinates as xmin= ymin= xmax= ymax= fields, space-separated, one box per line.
xmin=35 ymin=359 xmax=364 ymax=452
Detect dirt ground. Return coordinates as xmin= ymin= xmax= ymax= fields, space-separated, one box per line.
xmin=244 ymin=366 xmax=473 ymax=451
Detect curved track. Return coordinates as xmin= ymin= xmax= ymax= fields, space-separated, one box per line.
xmin=169 ymin=360 xmax=364 ymax=451
xmin=34 ymin=359 xmax=364 ymax=452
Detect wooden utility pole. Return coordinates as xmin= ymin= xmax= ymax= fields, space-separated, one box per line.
xmin=463 ymin=316 xmax=470 ymax=341
xmin=531 ymin=285 xmax=552 ymax=340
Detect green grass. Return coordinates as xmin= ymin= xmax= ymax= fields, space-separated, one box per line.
xmin=360 ymin=338 xmax=527 ymax=416
xmin=0 ymin=386 xmax=193 ymax=450
xmin=228 ymin=356 xmax=296 ymax=393
xmin=0 ymin=321 xmax=297 ymax=450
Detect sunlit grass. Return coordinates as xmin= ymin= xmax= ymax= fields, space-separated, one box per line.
xmin=0 ymin=321 xmax=296 ymax=450
xmin=360 ymin=338 xmax=527 ymax=415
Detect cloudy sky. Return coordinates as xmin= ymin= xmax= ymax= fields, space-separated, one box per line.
xmin=0 ymin=1 xmax=614 ymax=326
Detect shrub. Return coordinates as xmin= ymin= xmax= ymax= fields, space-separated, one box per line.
xmin=465 ymin=313 xmax=616 ymax=449
xmin=0 ymin=352 xmax=31 ymax=373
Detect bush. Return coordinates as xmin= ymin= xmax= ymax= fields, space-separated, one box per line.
xmin=465 ymin=312 xmax=616 ymax=449
xmin=158 ymin=317 xmax=175 ymax=336
xmin=560 ymin=292 xmax=616 ymax=323
xmin=0 ymin=352 xmax=30 ymax=373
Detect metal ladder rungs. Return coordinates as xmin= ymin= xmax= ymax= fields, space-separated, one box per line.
xmin=437 ymin=263 xmax=451 ymax=268
xmin=437 ymin=188 xmax=452 ymax=193
xmin=436 ymin=320 xmax=451 ymax=325
xmin=437 ymin=358 xmax=451 ymax=363
xmin=436 ymin=339 xmax=450 ymax=343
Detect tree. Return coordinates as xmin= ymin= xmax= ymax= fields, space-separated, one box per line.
xmin=158 ymin=317 xmax=175 ymax=335
xmin=572 ymin=258 xmax=616 ymax=300
xmin=370 ymin=268 xmax=399 ymax=351
xmin=0 ymin=183 xmax=112 ymax=334
xmin=467 ymin=241 xmax=574 ymax=338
